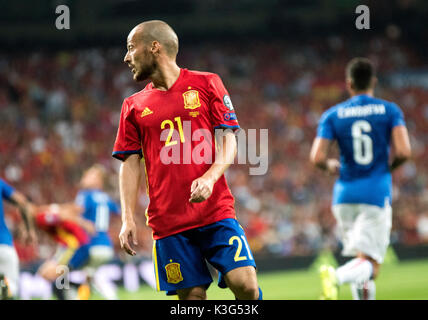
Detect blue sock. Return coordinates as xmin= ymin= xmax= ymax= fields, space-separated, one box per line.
xmin=258 ymin=287 xmax=263 ymax=300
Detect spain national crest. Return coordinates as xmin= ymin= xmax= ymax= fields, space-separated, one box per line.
xmin=183 ymin=90 xmax=201 ymax=109
xmin=165 ymin=261 xmax=183 ymax=284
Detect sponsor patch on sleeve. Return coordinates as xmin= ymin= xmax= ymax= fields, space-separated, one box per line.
xmin=223 ymin=112 xmax=237 ymax=121
xmin=223 ymin=95 xmax=234 ymax=110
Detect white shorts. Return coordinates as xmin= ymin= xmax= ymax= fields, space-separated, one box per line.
xmin=0 ymin=244 xmax=19 ymax=297
xmin=332 ymin=203 xmax=392 ymax=264
xmin=88 ymin=245 xmax=114 ymax=269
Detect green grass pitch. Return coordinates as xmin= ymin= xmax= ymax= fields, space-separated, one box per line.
xmin=93 ymin=258 xmax=428 ymax=300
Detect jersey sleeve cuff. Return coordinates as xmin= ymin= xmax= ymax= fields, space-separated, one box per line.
xmin=316 ymin=132 xmax=334 ymax=140
xmin=213 ymin=124 xmax=241 ymax=132
xmin=112 ymin=149 xmax=143 ymax=161
xmin=392 ymin=120 xmax=406 ymax=128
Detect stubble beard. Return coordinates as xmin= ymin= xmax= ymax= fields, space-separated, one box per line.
xmin=133 ymin=60 xmax=156 ymax=82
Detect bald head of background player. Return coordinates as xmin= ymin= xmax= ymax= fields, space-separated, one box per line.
xmin=124 ymin=20 xmax=180 ymax=90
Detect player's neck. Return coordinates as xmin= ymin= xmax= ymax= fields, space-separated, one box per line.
xmin=150 ymin=60 xmax=181 ymax=91
xmin=351 ymin=90 xmax=374 ymax=97
xmin=80 ymin=180 xmax=103 ymax=190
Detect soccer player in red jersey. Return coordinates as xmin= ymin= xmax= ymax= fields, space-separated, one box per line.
xmin=35 ymin=203 xmax=94 ymax=299
xmin=113 ymin=20 xmax=262 ymax=300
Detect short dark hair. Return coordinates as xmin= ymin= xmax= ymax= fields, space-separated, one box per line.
xmin=346 ymin=57 xmax=375 ymax=91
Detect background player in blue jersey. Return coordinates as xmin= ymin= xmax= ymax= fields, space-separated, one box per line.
xmin=67 ymin=165 xmax=120 ymax=299
xmin=310 ymin=58 xmax=412 ymax=300
xmin=0 ymin=178 xmax=36 ymax=299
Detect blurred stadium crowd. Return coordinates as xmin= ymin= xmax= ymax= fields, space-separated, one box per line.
xmin=1 ymin=34 xmax=427 ymax=268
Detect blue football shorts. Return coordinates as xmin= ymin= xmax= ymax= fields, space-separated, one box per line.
xmin=152 ymin=218 xmax=257 ymax=295
xmin=68 ymin=242 xmax=115 ymax=270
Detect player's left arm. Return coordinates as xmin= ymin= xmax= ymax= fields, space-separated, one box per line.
xmin=389 ymin=104 xmax=411 ymax=171
xmin=8 ymin=190 xmax=37 ymax=244
xmin=189 ymin=130 xmax=237 ymax=203
xmin=56 ymin=203 xmax=96 ymax=235
xmin=189 ymin=73 xmax=238 ymax=203
xmin=309 ymin=137 xmax=340 ymax=175
xmin=390 ymin=125 xmax=411 ymax=171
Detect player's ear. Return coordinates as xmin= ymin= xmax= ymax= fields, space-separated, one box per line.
xmin=151 ymin=41 xmax=161 ymax=55
xmin=371 ymin=76 xmax=378 ymax=88
xmin=345 ymin=78 xmax=353 ymax=94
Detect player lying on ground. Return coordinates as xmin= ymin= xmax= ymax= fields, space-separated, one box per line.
xmin=310 ymin=57 xmax=411 ymax=300
xmin=0 ymin=178 xmax=36 ymax=299
xmin=113 ymin=20 xmax=262 ymax=300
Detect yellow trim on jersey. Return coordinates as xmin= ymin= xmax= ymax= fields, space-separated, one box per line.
xmin=141 ymin=147 xmax=149 ymax=195
xmin=57 ymin=228 xmax=79 ymax=249
xmin=152 ymin=240 xmax=160 ymax=291
xmin=57 ymin=248 xmax=76 ymax=265
xmin=56 ymin=228 xmax=80 ymax=265
xmin=145 ymin=208 xmax=149 ymax=227
xmin=141 ymin=147 xmax=150 ymax=227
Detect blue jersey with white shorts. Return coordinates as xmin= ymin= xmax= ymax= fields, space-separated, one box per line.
xmin=317 ymin=94 xmax=406 ymax=208
xmin=68 ymin=189 xmax=119 ymax=269
xmin=74 ymin=189 xmax=120 ymax=247
xmin=0 ymin=179 xmax=15 ymax=246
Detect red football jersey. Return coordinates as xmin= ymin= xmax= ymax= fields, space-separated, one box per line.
xmin=35 ymin=211 xmax=89 ymax=247
xmin=113 ymin=69 xmax=240 ymax=239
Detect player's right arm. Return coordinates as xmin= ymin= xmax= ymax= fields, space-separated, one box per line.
xmin=8 ymin=189 xmax=37 ymax=245
xmin=310 ymin=137 xmax=340 ymax=175
xmin=112 ymin=99 xmax=143 ymax=256
xmin=390 ymin=125 xmax=411 ymax=171
xmin=310 ymin=109 xmax=340 ymax=175
xmin=37 ymin=203 xmax=95 ymax=235
xmin=118 ymin=154 xmax=141 ymax=256
xmin=60 ymin=203 xmax=96 ymax=235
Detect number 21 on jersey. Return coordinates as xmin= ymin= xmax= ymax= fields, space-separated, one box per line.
xmin=161 ymin=117 xmax=185 ymax=147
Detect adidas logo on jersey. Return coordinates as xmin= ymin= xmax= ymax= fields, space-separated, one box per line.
xmin=140 ymin=107 xmax=153 ymax=117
